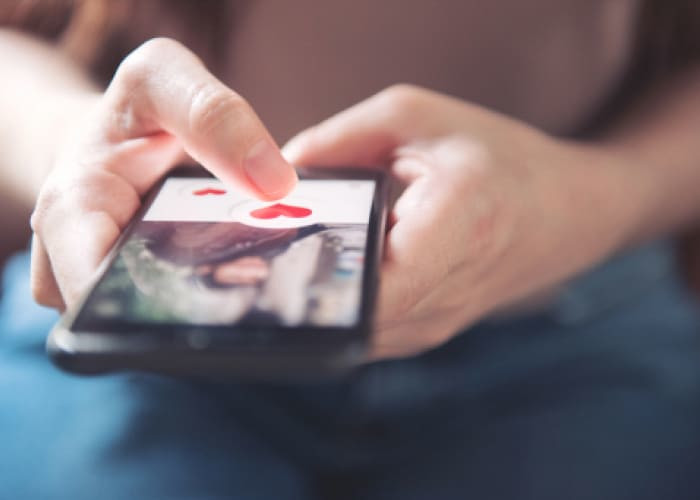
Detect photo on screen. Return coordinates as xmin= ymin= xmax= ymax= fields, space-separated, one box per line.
xmin=74 ymin=177 xmax=376 ymax=329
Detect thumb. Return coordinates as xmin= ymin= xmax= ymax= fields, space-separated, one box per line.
xmin=283 ymin=85 xmax=442 ymax=168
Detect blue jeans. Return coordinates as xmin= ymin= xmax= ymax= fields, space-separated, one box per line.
xmin=2 ymin=242 xmax=700 ymax=500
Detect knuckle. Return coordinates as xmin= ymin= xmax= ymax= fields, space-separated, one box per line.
xmin=111 ymin=38 xmax=187 ymax=101
xmin=31 ymin=177 xmax=93 ymax=231
xmin=188 ymin=83 xmax=249 ymax=135
xmin=107 ymin=38 xmax=187 ymax=134
xmin=62 ymin=173 xmax=117 ymax=214
xmin=114 ymin=49 xmax=152 ymax=90
xmin=30 ymin=185 xmax=62 ymax=233
xmin=32 ymin=172 xmax=138 ymax=238
xmin=376 ymin=84 xmax=428 ymax=116
xmin=438 ymin=138 xmax=494 ymax=195
xmin=134 ymin=37 xmax=184 ymax=58
xmin=117 ymin=37 xmax=181 ymax=80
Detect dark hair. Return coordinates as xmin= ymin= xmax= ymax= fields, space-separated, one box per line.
xmin=634 ymin=0 xmax=700 ymax=78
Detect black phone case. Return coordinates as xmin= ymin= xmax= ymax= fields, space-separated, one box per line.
xmin=46 ymin=166 xmax=389 ymax=380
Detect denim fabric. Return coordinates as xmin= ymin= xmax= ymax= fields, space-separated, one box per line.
xmin=2 ymin=242 xmax=700 ymax=500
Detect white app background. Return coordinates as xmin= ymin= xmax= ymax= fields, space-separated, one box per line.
xmin=144 ymin=178 xmax=376 ymax=228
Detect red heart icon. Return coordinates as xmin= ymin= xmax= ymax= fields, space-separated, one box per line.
xmin=193 ymin=188 xmax=227 ymax=196
xmin=250 ymin=203 xmax=312 ymax=220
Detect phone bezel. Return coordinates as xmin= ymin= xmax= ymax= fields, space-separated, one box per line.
xmin=47 ymin=165 xmax=388 ymax=376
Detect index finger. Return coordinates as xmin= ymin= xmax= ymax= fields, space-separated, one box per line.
xmin=104 ymin=38 xmax=297 ymax=200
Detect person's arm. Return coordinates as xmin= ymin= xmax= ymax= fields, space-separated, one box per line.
xmin=0 ymin=30 xmax=98 ymax=262
xmin=599 ymin=66 xmax=700 ymax=243
xmin=0 ymin=29 xmax=99 ymax=206
xmin=282 ymin=72 xmax=700 ymax=359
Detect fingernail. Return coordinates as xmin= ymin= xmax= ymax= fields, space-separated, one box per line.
xmin=244 ymin=139 xmax=297 ymax=199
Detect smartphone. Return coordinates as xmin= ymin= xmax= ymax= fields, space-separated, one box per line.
xmin=47 ymin=166 xmax=388 ymax=379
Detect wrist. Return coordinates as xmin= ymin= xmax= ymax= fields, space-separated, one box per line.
xmin=548 ymin=140 xmax=656 ymax=269
xmin=587 ymin=139 xmax=697 ymax=247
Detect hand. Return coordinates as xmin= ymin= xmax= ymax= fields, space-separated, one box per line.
xmin=284 ymin=85 xmax=647 ymax=359
xmin=30 ymin=38 xmax=297 ymax=310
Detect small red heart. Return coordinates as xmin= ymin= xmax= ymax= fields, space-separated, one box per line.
xmin=250 ymin=203 xmax=312 ymax=220
xmin=193 ymin=188 xmax=227 ymax=196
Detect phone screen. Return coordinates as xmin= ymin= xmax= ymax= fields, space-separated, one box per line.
xmin=72 ymin=175 xmax=377 ymax=331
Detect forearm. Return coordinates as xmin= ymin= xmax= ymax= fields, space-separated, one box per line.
xmin=0 ymin=29 xmax=99 ymax=207
xmin=596 ymin=66 xmax=700 ymax=245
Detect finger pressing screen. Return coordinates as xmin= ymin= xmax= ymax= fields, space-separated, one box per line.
xmin=104 ymin=38 xmax=297 ymax=200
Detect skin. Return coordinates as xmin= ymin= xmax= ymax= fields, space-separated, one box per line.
xmin=25 ymin=37 xmax=297 ymax=309
xmin=212 ymin=256 xmax=270 ymax=286
xmin=284 ymin=87 xmax=654 ymax=358
xmin=3 ymin=31 xmax=700 ymax=359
